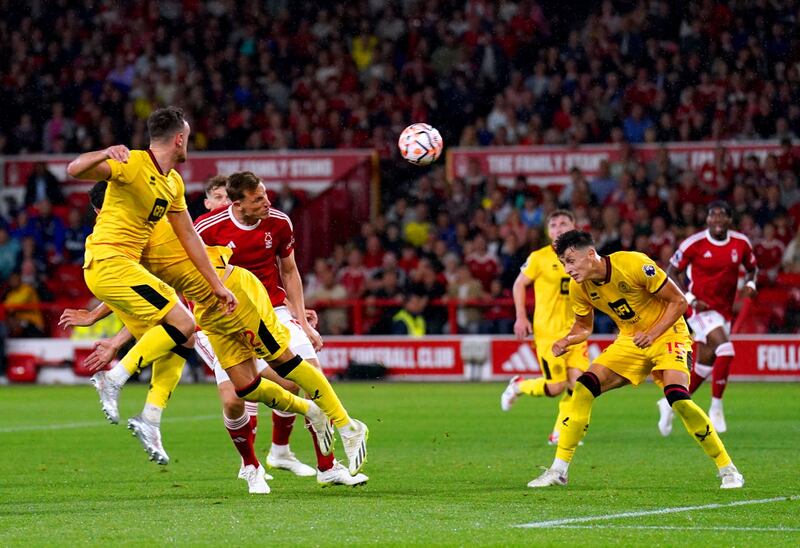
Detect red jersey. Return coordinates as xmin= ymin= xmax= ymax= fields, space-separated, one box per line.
xmin=195 ymin=205 xmax=295 ymax=307
xmin=670 ymin=229 xmax=757 ymax=320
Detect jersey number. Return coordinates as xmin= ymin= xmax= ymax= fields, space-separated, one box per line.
xmin=147 ymin=198 xmax=169 ymax=222
xmin=560 ymin=277 xmax=570 ymax=295
xmin=608 ymin=298 xmax=636 ymax=320
xmin=241 ymin=329 xmax=263 ymax=349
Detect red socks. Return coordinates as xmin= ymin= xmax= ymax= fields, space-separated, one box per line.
xmin=272 ymin=410 xmax=296 ymax=446
xmin=711 ymin=355 xmax=734 ymax=399
xmin=224 ymin=412 xmax=259 ymax=468
xmin=306 ymin=417 xmax=335 ymax=472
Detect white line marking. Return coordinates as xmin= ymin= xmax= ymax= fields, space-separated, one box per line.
xmin=0 ymin=414 xmax=220 ymax=433
xmin=515 ymin=496 xmax=800 ymax=529
xmin=550 ymin=525 xmax=800 ymax=532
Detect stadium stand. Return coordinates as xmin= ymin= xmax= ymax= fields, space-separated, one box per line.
xmin=0 ymin=0 xmax=799 ymax=338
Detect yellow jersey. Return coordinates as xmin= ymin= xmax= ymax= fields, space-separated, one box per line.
xmin=84 ymin=150 xmax=187 ymax=264
xmin=570 ymin=251 xmax=688 ymax=337
xmin=140 ymin=218 xmax=232 ymax=303
xmin=520 ymin=245 xmax=574 ymax=340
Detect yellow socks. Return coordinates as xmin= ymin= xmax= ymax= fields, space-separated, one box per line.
xmin=274 ymin=356 xmax=350 ymax=427
xmin=554 ymin=389 xmax=573 ymax=435
xmin=237 ymin=377 xmax=310 ymax=415
xmin=518 ymin=377 xmax=548 ymax=397
xmin=108 ymin=324 xmax=188 ymax=385
xmin=672 ymin=399 xmax=732 ymax=468
xmin=145 ymin=351 xmax=186 ymax=409
xmin=555 ymin=380 xmax=596 ymax=463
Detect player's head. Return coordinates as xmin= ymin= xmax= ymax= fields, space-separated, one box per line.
xmin=88 ymin=181 xmax=108 ymax=213
xmin=554 ymin=230 xmax=599 ymax=283
xmin=546 ymin=209 xmax=576 ymax=243
xmin=706 ymin=200 xmax=732 ymax=240
xmin=227 ymin=171 xmax=271 ymax=223
xmin=204 ymin=175 xmax=230 ymax=211
xmin=147 ymin=106 xmax=190 ymax=163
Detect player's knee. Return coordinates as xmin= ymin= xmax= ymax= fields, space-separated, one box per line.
xmin=576 ymin=372 xmax=601 ymax=398
xmin=694 ymin=363 xmax=713 ymax=379
xmin=664 ymin=384 xmax=692 ymax=407
xmin=546 ymin=381 xmax=566 ymax=397
xmin=223 ymin=398 xmax=245 ymax=419
xmin=272 ymin=354 xmax=303 ymax=378
xmin=715 ymin=341 xmax=735 ymax=357
xmin=164 ymin=306 xmax=196 ymax=338
xmin=162 ymin=323 xmax=189 ymax=346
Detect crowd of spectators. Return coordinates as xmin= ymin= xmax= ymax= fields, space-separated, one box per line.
xmin=306 ymin=143 xmax=800 ymax=335
xmin=3 ymin=0 xmax=800 ymax=336
xmin=4 ymin=1 xmax=800 ymax=156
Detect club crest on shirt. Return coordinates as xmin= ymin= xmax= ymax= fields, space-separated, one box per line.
xmin=731 ymin=249 xmax=738 ymax=262
xmin=642 ymin=264 xmax=656 ymax=277
xmin=618 ymin=281 xmax=633 ymax=293
xmin=264 ymin=232 xmax=273 ymax=249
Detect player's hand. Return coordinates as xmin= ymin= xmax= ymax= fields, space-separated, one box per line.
xmin=305 ymin=309 xmax=319 ymax=329
xmin=551 ymin=338 xmax=569 ymax=357
xmin=513 ymin=317 xmax=532 ymax=340
xmin=104 ymin=144 xmax=130 ymax=163
xmin=741 ymin=286 xmax=757 ymax=299
xmin=693 ymin=299 xmax=710 ymax=312
xmin=59 ymin=308 xmax=94 ymax=329
xmin=303 ymin=323 xmax=324 ymax=352
xmin=84 ymin=339 xmax=120 ymax=372
xmin=215 ymin=286 xmax=238 ymax=315
xmin=633 ymin=331 xmax=655 ymax=349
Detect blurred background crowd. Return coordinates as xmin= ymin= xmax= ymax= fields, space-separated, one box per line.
xmin=2 ymin=0 xmax=800 ymax=338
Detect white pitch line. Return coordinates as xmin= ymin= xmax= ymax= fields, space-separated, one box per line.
xmin=515 ymin=495 xmax=800 ymax=529
xmin=550 ymin=525 xmax=800 ymax=532
xmin=0 ymin=414 xmax=220 ymax=433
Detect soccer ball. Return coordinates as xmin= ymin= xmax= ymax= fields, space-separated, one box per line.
xmin=398 ymin=123 xmax=443 ymax=166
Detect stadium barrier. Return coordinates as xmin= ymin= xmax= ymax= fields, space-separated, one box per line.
xmin=5 ymin=332 xmax=799 ymax=384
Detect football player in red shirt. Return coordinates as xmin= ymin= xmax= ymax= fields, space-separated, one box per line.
xmin=194 ymin=172 xmax=367 ymax=488
xmin=657 ymin=201 xmax=758 ymax=436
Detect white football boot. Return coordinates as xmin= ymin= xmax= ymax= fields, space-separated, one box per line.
xmin=657 ymin=397 xmax=674 ymax=437
xmin=719 ymin=464 xmax=744 ymax=489
xmin=91 ymin=371 xmax=122 ymax=424
xmin=266 ymin=451 xmax=316 ymax=477
xmin=240 ymin=464 xmax=270 ymax=494
xmin=317 ymin=461 xmax=369 ymax=487
xmin=305 ymin=402 xmax=335 ymax=456
xmin=709 ymin=402 xmax=727 ymax=433
xmin=527 ymin=468 xmax=568 ymax=488
xmin=238 ymin=461 xmax=273 ymax=481
xmin=339 ymin=419 xmax=369 ymax=476
xmin=500 ymin=376 xmax=521 ymax=411
xmin=127 ymin=414 xmax=169 ymax=465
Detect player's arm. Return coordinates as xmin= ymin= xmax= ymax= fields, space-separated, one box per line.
xmin=552 ymin=311 xmax=594 ymax=357
xmin=278 ymin=251 xmax=323 ymax=351
xmin=512 ymin=271 xmax=533 ymax=340
xmin=168 ymin=209 xmax=237 ymax=314
xmin=633 ymin=278 xmax=688 ymax=348
xmin=59 ymin=302 xmax=112 ymax=329
xmin=741 ymin=243 xmax=759 ymax=299
xmin=66 ymin=146 xmax=130 ymax=181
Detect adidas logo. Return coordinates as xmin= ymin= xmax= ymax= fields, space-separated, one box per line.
xmin=232 ymin=436 xmax=247 ymax=443
xmin=227 ymin=241 xmax=236 ymax=248
xmin=703 ymin=250 xmax=712 ymax=258
xmin=501 ymin=343 xmax=540 ymax=373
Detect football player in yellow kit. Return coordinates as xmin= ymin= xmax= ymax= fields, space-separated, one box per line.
xmin=526 ymin=230 xmax=744 ymax=490
xmin=503 ymin=210 xmax=589 ymax=446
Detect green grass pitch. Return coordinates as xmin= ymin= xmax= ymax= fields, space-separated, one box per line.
xmin=1 ymin=382 xmax=798 ymax=546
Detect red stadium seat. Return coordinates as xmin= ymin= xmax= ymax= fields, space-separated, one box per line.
xmin=7 ymin=354 xmax=38 ymax=383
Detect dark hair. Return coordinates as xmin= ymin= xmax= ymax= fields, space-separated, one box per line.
xmin=226 ymin=171 xmax=261 ymax=202
xmin=89 ymin=181 xmax=108 ymax=210
xmin=554 ymin=230 xmax=594 ymax=257
xmin=707 ymin=200 xmax=732 ymax=217
xmin=205 ymin=175 xmax=228 ymax=197
xmin=547 ymin=209 xmax=576 ymax=223
xmin=147 ymin=106 xmax=186 ymax=141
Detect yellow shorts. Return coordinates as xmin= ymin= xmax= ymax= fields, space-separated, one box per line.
xmin=193 ymin=266 xmax=290 ymax=369
xmin=535 ymin=339 xmax=589 ymax=383
xmin=592 ymin=328 xmax=693 ymax=387
xmin=84 ymin=255 xmax=178 ymax=338
xmin=142 ymin=257 xmax=216 ymax=305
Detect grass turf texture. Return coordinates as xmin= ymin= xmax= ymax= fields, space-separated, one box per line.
xmin=1 ymin=382 xmax=798 ymax=546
